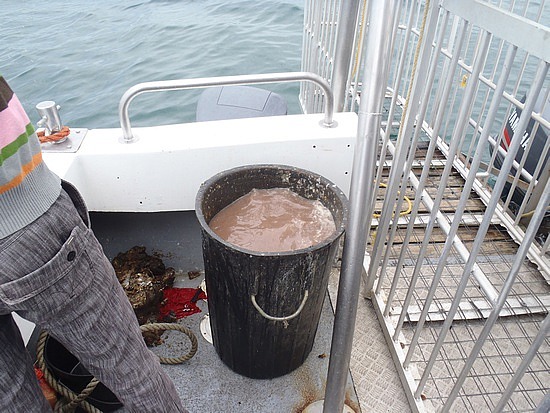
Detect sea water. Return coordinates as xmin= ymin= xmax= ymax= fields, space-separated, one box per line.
xmin=1 ymin=0 xmax=304 ymax=129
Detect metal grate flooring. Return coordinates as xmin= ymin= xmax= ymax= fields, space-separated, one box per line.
xmin=361 ymin=144 xmax=550 ymax=412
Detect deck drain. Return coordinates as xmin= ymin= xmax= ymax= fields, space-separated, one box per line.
xmin=200 ymin=314 xmax=213 ymax=344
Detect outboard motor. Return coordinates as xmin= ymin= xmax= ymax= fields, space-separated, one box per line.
xmin=495 ymin=92 xmax=550 ymax=242
xmin=499 ymin=93 xmax=549 ymax=185
xmin=196 ymin=85 xmax=287 ymax=122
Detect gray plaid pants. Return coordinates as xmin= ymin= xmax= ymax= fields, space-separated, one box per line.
xmin=0 ymin=184 xmax=187 ymax=412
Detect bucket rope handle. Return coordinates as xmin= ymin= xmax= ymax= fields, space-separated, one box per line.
xmin=250 ymin=290 xmax=309 ymax=322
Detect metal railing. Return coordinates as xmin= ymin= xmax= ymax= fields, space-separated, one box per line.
xmin=303 ymin=0 xmax=550 ymax=411
xmin=119 ymin=72 xmax=336 ymax=143
xmin=300 ymin=0 xmax=343 ymax=115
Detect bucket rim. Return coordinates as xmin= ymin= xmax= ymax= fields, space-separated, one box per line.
xmin=195 ymin=164 xmax=348 ymax=257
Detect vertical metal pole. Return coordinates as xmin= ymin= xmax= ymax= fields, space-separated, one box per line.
xmin=332 ymin=0 xmax=361 ymax=112
xmin=322 ymin=1 xmax=398 ymax=412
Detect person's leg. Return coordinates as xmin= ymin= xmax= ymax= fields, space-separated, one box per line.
xmin=0 ymin=190 xmax=186 ymax=412
xmin=0 ymin=314 xmax=52 ymax=412
xmin=43 ymin=228 xmax=185 ymax=413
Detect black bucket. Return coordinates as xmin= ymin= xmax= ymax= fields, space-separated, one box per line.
xmin=44 ymin=335 xmax=122 ymax=411
xmin=195 ymin=164 xmax=348 ymax=379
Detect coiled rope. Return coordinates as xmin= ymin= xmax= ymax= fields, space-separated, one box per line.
xmin=36 ymin=323 xmax=198 ymax=413
xmin=37 ymin=126 xmax=71 ymax=143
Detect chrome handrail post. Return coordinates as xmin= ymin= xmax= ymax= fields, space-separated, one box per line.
xmin=323 ymin=1 xmax=399 ymax=412
xmin=332 ymin=0 xmax=361 ymax=112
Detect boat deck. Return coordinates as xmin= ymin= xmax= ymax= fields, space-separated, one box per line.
xmin=91 ymin=211 xmax=359 ymax=413
xmin=86 ymin=144 xmax=548 ymax=413
xmin=328 ymin=270 xmax=412 ymax=412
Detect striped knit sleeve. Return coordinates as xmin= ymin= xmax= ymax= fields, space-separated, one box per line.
xmin=0 ymin=76 xmax=43 ymax=195
xmin=0 ymin=75 xmax=61 ymax=238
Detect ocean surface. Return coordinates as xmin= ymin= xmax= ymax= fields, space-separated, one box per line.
xmin=1 ymin=0 xmax=304 ymax=129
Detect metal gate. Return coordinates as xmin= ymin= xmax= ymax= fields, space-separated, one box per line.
xmin=302 ymin=1 xmax=550 ymax=411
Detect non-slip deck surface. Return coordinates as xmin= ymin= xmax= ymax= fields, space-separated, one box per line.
xmin=91 ymin=211 xmax=361 ymax=413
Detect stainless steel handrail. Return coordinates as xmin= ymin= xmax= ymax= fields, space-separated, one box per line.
xmin=118 ymin=72 xmax=335 ymax=143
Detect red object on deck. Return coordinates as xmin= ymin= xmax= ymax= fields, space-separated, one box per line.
xmin=159 ymin=287 xmax=207 ymax=319
xmin=34 ymin=366 xmax=57 ymax=408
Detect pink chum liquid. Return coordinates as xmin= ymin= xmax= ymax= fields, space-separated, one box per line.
xmin=209 ymin=188 xmax=336 ymax=253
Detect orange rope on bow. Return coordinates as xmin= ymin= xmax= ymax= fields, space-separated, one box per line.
xmin=37 ymin=126 xmax=70 ymax=143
